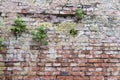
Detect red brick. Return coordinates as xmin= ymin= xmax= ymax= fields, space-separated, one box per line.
xmin=101 ymin=54 xmax=109 ymax=58
xmin=44 ymin=71 xmax=60 ymax=76
xmin=70 ymin=72 xmax=84 ymax=76
xmin=21 ymin=9 xmax=28 ymax=14
xmin=94 ymin=63 xmax=102 ymax=67
xmin=57 ymin=76 xmax=73 ymax=80
xmin=107 ymin=67 xmax=118 ymax=72
xmin=72 ymin=67 xmax=87 ymax=71
xmin=102 ymin=63 xmax=110 ymax=67
xmin=37 ymin=63 xmax=45 ymax=66
xmin=5 ymin=76 xmax=12 ymax=80
xmin=92 ymin=72 xmax=103 ymax=76
xmin=5 ymin=63 xmax=14 ymax=67
xmin=104 ymin=59 xmax=119 ymax=63
xmin=107 ymin=76 xmax=118 ymax=80
xmin=78 ymin=59 xmax=88 ymax=63
xmin=61 ymin=63 xmax=69 ymax=67
xmin=21 ymin=62 xmax=29 ymax=67
xmin=78 ymin=63 xmax=87 ymax=67
xmin=86 ymin=54 xmax=93 ymax=58
xmin=39 ymin=76 xmax=56 ymax=80
xmin=85 ymin=71 xmax=93 ymax=76
xmin=74 ymin=76 xmax=89 ymax=80
xmin=31 ymin=67 xmax=40 ymax=71
xmin=0 ymin=48 xmax=7 ymax=54
xmin=88 ymin=59 xmax=103 ymax=63
xmin=0 ymin=76 xmax=5 ymax=80
xmin=90 ymin=76 xmax=104 ymax=80
xmin=53 ymin=63 xmax=61 ymax=66
xmin=81 ymin=50 xmax=90 ymax=54
xmin=37 ymin=72 xmax=45 ymax=76
xmin=39 ymin=53 xmax=46 ymax=59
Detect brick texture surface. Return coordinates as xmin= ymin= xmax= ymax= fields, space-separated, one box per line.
xmin=0 ymin=0 xmax=120 ymax=80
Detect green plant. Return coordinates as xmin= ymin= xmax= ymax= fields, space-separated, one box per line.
xmin=69 ymin=28 xmax=78 ymax=37
xmin=32 ymin=27 xmax=48 ymax=46
xmin=0 ymin=37 xmax=3 ymax=51
xmin=75 ymin=8 xmax=84 ymax=19
xmin=11 ymin=17 xmax=26 ymax=39
xmin=0 ymin=21 xmax=3 ymax=28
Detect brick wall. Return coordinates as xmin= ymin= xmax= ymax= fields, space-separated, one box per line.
xmin=0 ymin=0 xmax=120 ymax=80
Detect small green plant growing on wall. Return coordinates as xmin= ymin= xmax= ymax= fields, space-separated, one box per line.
xmin=69 ymin=28 xmax=78 ymax=37
xmin=32 ymin=27 xmax=48 ymax=48
xmin=0 ymin=37 xmax=3 ymax=51
xmin=75 ymin=8 xmax=84 ymax=19
xmin=11 ymin=17 xmax=27 ymax=40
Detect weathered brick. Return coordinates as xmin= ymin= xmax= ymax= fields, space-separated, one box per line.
xmin=61 ymin=63 xmax=69 ymax=67
xmin=57 ymin=76 xmax=73 ymax=80
xmin=107 ymin=76 xmax=118 ymax=80
xmin=45 ymin=63 xmax=52 ymax=66
xmin=53 ymin=63 xmax=61 ymax=66
xmin=74 ymin=76 xmax=89 ymax=80
xmin=88 ymin=59 xmax=103 ymax=63
xmin=70 ymin=63 xmax=78 ymax=66
xmin=71 ymin=72 xmax=84 ymax=76
xmin=72 ymin=67 xmax=87 ymax=71
xmin=0 ymin=0 xmax=120 ymax=79
xmin=90 ymin=76 xmax=104 ymax=80
xmin=45 ymin=67 xmax=56 ymax=71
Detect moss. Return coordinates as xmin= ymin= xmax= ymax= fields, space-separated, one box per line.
xmin=0 ymin=71 xmax=4 ymax=75
xmin=57 ymin=21 xmax=77 ymax=34
xmin=0 ymin=62 xmax=4 ymax=67
xmin=38 ymin=22 xmax=53 ymax=29
xmin=27 ymin=0 xmax=35 ymax=3
xmin=14 ymin=63 xmax=20 ymax=66
xmin=0 ymin=67 xmax=5 ymax=71
xmin=90 ymin=24 xmax=99 ymax=32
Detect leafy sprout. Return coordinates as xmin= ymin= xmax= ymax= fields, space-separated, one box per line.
xmin=32 ymin=27 xmax=48 ymax=45
xmin=75 ymin=8 xmax=84 ymax=19
xmin=0 ymin=37 xmax=3 ymax=51
xmin=11 ymin=17 xmax=27 ymax=39
xmin=69 ymin=28 xmax=78 ymax=37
